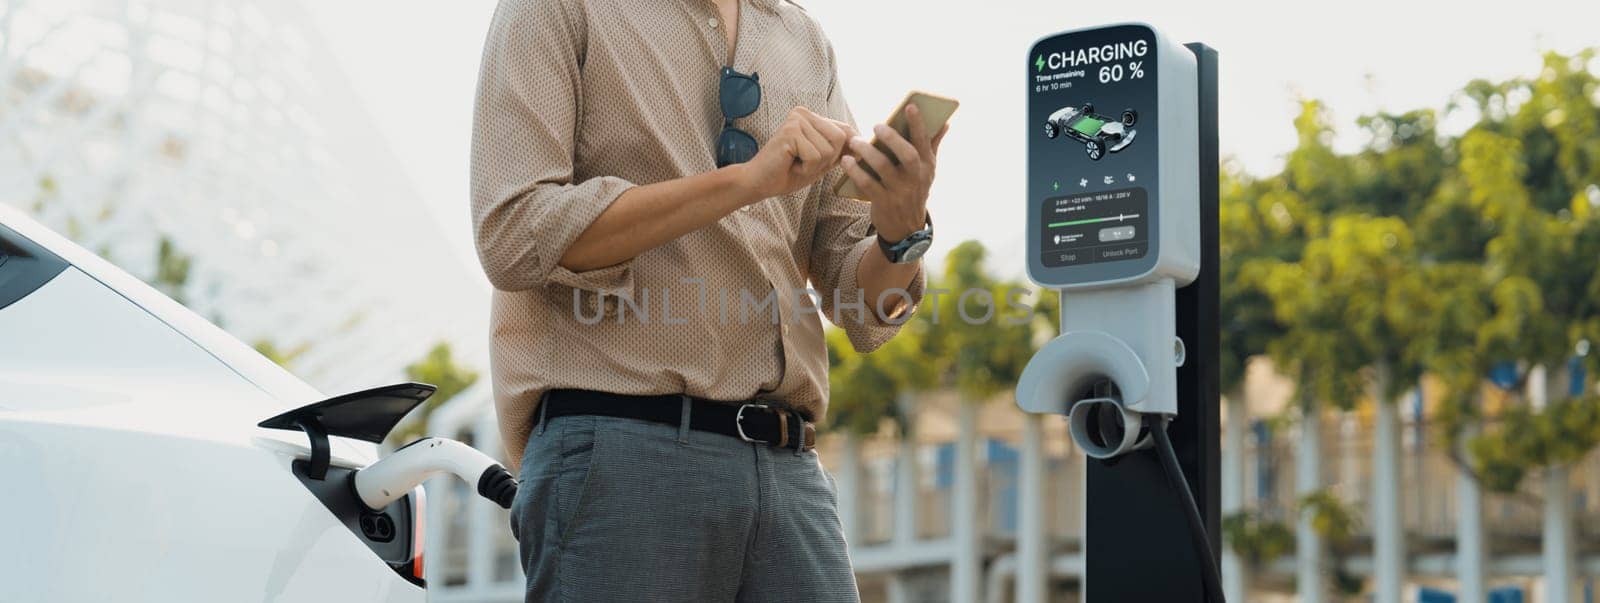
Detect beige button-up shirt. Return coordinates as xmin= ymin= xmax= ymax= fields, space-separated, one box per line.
xmin=471 ymin=0 xmax=925 ymax=461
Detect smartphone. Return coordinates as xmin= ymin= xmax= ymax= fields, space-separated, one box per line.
xmin=835 ymin=90 xmax=960 ymax=201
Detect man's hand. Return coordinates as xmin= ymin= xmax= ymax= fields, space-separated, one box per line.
xmin=841 ymin=104 xmax=949 ymax=242
xmin=736 ymin=107 xmax=854 ymax=200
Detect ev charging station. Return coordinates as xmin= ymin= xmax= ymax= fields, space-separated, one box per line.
xmin=1018 ymin=24 xmax=1223 ymax=602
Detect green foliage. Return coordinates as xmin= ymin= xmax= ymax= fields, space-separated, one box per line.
xmin=253 ymin=339 xmax=309 ymax=367
xmin=1299 ymin=488 xmax=1367 ymax=596
xmin=1221 ymin=510 xmax=1295 ymax=567
xmin=1469 ymin=394 xmax=1600 ymax=493
xmin=152 ymin=236 xmax=193 ymax=305
xmin=1219 ymin=166 xmax=1305 ymax=394
xmin=935 ymin=241 xmax=1038 ymax=400
xmin=31 ymin=172 xmax=197 ymax=308
xmin=1258 ymin=215 xmax=1415 ymax=408
xmin=1435 ymin=50 xmax=1600 ymax=488
xmin=389 ymin=342 xmax=480 ymax=445
xmin=1353 ymin=109 xmax=1448 ymax=219
xmin=33 ymin=174 xmax=59 ymax=213
xmin=824 ymin=240 xmax=1050 ymax=434
xmin=1299 ymin=489 xmax=1361 ymax=543
xmin=825 ymin=327 xmax=906 ymax=434
xmin=1215 ymin=48 xmax=1600 ymax=492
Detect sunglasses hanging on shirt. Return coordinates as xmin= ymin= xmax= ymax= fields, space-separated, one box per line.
xmin=716 ymin=66 xmax=761 ymax=167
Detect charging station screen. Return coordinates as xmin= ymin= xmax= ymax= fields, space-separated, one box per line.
xmin=1039 ymin=187 xmax=1148 ymax=266
xmin=1028 ymin=25 xmax=1160 ymax=284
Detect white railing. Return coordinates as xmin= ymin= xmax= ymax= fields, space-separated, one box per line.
xmin=1244 ymin=414 xmax=1600 ymax=551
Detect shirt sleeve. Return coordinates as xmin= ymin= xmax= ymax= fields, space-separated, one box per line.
xmin=808 ymin=42 xmax=927 ymax=354
xmin=469 ymin=0 xmax=637 ymax=293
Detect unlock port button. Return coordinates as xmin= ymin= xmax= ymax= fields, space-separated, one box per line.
xmin=1098 ymin=225 xmax=1136 ymax=242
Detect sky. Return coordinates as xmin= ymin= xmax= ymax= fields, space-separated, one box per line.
xmin=303 ymin=0 xmax=1600 ymax=280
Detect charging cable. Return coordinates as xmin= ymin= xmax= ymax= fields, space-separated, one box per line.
xmin=1147 ymin=415 xmax=1226 ymax=603
xmin=353 ymin=437 xmax=518 ymax=511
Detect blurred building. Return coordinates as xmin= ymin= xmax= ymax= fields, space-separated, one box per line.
xmin=0 ymin=0 xmax=490 ymax=394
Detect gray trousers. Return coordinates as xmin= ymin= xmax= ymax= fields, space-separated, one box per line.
xmin=509 ymin=401 xmax=860 ymax=603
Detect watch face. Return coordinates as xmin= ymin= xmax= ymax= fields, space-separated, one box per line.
xmin=901 ymin=240 xmax=932 ymax=263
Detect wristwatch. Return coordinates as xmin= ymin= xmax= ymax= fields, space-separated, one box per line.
xmin=877 ymin=215 xmax=934 ymax=264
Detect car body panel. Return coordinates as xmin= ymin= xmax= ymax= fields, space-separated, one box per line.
xmin=0 ymin=206 xmax=417 ymax=601
xmin=1107 ymin=126 xmax=1137 ymax=151
xmin=0 ymin=418 xmax=421 ymax=601
xmin=0 ymin=202 xmax=322 ymax=406
xmin=0 ymin=267 xmax=377 ymax=467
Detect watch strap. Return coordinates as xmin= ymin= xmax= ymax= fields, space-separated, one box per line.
xmin=877 ymin=214 xmax=933 ymax=263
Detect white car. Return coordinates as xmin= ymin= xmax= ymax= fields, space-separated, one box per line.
xmin=0 ymin=204 xmax=515 ymax=602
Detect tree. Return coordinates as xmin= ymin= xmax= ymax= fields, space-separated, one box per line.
xmin=825 ymin=240 xmax=1048 ymax=435
xmin=1425 ymin=51 xmax=1600 ymax=492
xmin=934 ymin=240 xmax=1038 ymax=401
xmin=1261 ymin=214 xmax=1416 ymax=410
xmin=152 ymin=236 xmax=193 ymax=305
xmin=1218 ymin=165 xmax=1303 ymax=397
xmin=825 ymin=326 xmax=907 ymax=434
xmin=253 ymin=339 xmax=309 ymax=367
xmin=1299 ymin=488 xmax=1365 ymax=597
xmin=388 ymin=342 xmax=480 ymax=445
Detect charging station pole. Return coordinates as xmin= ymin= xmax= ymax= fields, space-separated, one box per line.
xmin=1081 ymin=43 xmax=1219 ymax=602
xmin=1017 ymin=28 xmax=1220 ymax=601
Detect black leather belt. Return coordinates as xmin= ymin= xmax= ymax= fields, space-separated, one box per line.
xmin=538 ymin=389 xmax=817 ymax=451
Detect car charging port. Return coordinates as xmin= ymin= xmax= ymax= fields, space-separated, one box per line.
xmin=360 ymin=511 xmax=397 ymax=543
xmin=288 ymin=460 xmax=420 ymax=585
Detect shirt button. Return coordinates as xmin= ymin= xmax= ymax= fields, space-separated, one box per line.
xmin=708 ymin=17 xmax=719 ymax=28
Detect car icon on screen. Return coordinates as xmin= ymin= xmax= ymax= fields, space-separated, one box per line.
xmin=1043 ymin=103 xmax=1138 ymax=160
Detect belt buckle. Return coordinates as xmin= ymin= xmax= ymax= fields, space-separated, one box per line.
xmin=735 ymin=403 xmax=773 ymax=445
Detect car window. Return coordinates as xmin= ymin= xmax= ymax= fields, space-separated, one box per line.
xmin=0 ymin=223 xmax=69 ymax=311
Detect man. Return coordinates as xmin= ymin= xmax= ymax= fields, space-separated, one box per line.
xmin=470 ymin=0 xmax=946 ymax=600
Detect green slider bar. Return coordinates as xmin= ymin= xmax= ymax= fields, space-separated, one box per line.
xmin=1048 ymin=214 xmax=1135 ymax=228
